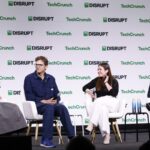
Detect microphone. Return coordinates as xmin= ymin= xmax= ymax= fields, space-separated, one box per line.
xmin=92 ymin=87 xmax=96 ymax=102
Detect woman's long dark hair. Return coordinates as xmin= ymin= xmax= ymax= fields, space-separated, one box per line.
xmin=96 ymin=62 xmax=113 ymax=91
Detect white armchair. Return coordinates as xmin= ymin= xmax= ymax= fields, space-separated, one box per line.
xmin=108 ymin=98 xmax=127 ymax=143
xmin=22 ymin=101 xmax=64 ymax=144
xmin=91 ymin=98 xmax=127 ymax=143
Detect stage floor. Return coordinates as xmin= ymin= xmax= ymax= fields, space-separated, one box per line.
xmin=32 ymin=132 xmax=149 ymax=150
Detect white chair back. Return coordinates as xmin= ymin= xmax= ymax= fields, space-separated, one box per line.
xmin=109 ymin=98 xmax=127 ymax=118
xmin=22 ymin=101 xmax=43 ymax=120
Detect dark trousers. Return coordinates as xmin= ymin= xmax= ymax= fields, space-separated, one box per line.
xmin=37 ymin=103 xmax=74 ymax=140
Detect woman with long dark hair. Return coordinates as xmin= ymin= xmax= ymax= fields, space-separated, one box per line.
xmin=82 ymin=62 xmax=119 ymax=144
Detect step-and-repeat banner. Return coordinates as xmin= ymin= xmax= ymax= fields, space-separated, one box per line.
xmin=0 ymin=0 xmax=150 ymax=125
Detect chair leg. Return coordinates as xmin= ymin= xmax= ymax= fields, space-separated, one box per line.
xmin=112 ymin=121 xmax=122 ymax=143
xmin=26 ymin=123 xmax=32 ymax=136
xmin=91 ymin=128 xmax=96 ymax=144
xmin=111 ymin=121 xmax=118 ymax=141
xmin=55 ymin=121 xmax=64 ymax=144
xmin=35 ymin=123 xmax=39 ymax=141
xmin=114 ymin=121 xmax=122 ymax=143
xmin=70 ymin=115 xmax=77 ymax=136
xmin=80 ymin=115 xmax=84 ymax=136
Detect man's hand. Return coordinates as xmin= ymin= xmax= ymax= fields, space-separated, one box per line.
xmin=41 ymin=98 xmax=57 ymax=105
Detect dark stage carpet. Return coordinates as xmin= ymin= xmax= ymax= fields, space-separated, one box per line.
xmin=32 ymin=132 xmax=149 ymax=150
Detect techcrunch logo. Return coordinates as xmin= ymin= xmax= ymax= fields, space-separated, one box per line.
xmin=0 ymin=76 xmax=15 ymax=80
xmin=65 ymin=76 xmax=91 ymax=80
xmin=120 ymin=32 xmax=144 ymax=37
xmin=7 ymin=30 xmax=33 ymax=36
xmin=121 ymin=61 xmax=145 ymax=65
xmin=103 ymin=17 xmax=127 ymax=23
xmin=66 ymin=17 xmax=92 ymax=22
xmin=27 ymin=45 xmax=53 ymax=51
xmin=46 ymin=31 xmax=72 ymax=36
xmin=0 ymin=46 xmax=14 ymax=50
xmin=47 ymin=2 xmax=73 ymax=7
xmin=7 ymin=60 xmax=34 ymax=65
xmin=84 ymin=3 xmax=109 ymax=8
xmin=121 ymin=89 xmax=145 ymax=94
xmin=113 ymin=75 xmax=127 ymax=79
xmin=65 ymin=46 xmax=90 ymax=51
xmin=8 ymin=90 xmax=21 ymax=96
xmin=8 ymin=1 xmax=34 ymax=6
xmin=60 ymin=91 xmax=73 ymax=95
xmin=139 ymin=75 xmax=150 ymax=80
xmin=67 ymin=105 xmax=86 ymax=110
xmin=83 ymin=32 xmax=108 ymax=36
xmin=28 ymin=16 xmax=54 ymax=21
xmin=0 ymin=16 xmax=16 ymax=21
xmin=122 ymin=118 xmax=146 ymax=123
xmin=48 ymin=61 xmax=72 ymax=65
xmin=138 ymin=46 xmax=150 ymax=51
xmin=102 ymin=46 xmax=126 ymax=51
xmin=84 ymin=60 xmax=108 ymax=65
xmin=121 ymin=4 xmax=145 ymax=8
xmin=139 ymin=18 xmax=150 ymax=23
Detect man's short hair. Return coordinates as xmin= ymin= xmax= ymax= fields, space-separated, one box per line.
xmin=35 ymin=56 xmax=48 ymax=66
xmin=139 ymin=140 xmax=150 ymax=150
xmin=66 ymin=135 xmax=95 ymax=150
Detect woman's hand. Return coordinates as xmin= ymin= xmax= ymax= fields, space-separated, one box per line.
xmin=104 ymin=76 xmax=112 ymax=91
xmin=104 ymin=76 xmax=109 ymax=83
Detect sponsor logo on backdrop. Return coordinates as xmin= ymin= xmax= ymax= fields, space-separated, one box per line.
xmin=0 ymin=46 xmax=14 ymax=51
xmin=139 ymin=18 xmax=150 ymax=23
xmin=85 ymin=118 xmax=90 ymax=124
xmin=8 ymin=90 xmax=21 ymax=96
xmin=27 ymin=45 xmax=53 ymax=51
xmin=138 ymin=46 xmax=150 ymax=51
xmin=102 ymin=46 xmax=126 ymax=51
xmin=84 ymin=60 xmax=108 ymax=65
xmin=122 ymin=117 xmax=146 ymax=123
xmin=60 ymin=90 xmax=73 ymax=95
xmin=7 ymin=60 xmax=34 ymax=65
xmin=139 ymin=75 xmax=150 ymax=79
xmin=84 ymin=3 xmax=109 ymax=8
xmin=113 ymin=75 xmax=127 ymax=79
xmin=120 ymin=32 xmax=144 ymax=37
xmin=83 ymin=31 xmax=108 ymax=36
xmin=66 ymin=17 xmax=92 ymax=22
xmin=28 ymin=16 xmax=54 ymax=21
xmin=0 ymin=16 xmax=16 ymax=21
xmin=0 ymin=76 xmax=15 ymax=80
xmin=121 ymin=61 xmax=145 ymax=65
xmin=8 ymin=1 xmax=35 ymax=6
xmin=65 ymin=75 xmax=91 ymax=80
xmin=65 ymin=46 xmax=90 ymax=51
xmin=67 ymin=105 xmax=86 ymax=110
xmin=121 ymin=4 xmax=145 ymax=8
xmin=48 ymin=61 xmax=72 ymax=65
xmin=103 ymin=17 xmax=128 ymax=23
xmin=46 ymin=31 xmax=72 ymax=36
xmin=7 ymin=30 xmax=33 ymax=36
xmin=121 ymin=89 xmax=145 ymax=94
xmin=47 ymin=2 xmax=73 ymax=7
